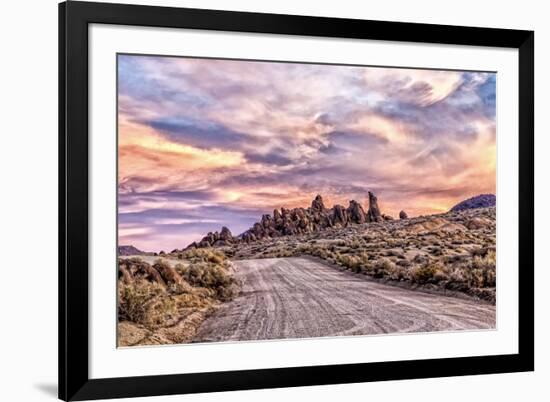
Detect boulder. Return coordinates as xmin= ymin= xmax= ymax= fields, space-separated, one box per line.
xmin=153 ymin=260 xmax=182 ymax=285
xmin=399 ymin=210 xmax=408 ymax=219
xmin=121 ymin=258 xmax=164 ymax=284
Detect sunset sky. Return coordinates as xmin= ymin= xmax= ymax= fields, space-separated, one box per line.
xmin=118 ymin=54 xmax=496 ymax=252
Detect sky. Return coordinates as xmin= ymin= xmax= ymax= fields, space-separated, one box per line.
xmin=118 ymin=54 xmax=496 ymax=252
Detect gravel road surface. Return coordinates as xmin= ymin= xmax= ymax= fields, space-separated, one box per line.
xmin=193 ymin=257 xmax=496 ymax=342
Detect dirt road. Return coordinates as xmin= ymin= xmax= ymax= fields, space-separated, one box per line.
xmin=193 ymin=257 xmax=495 ymax=343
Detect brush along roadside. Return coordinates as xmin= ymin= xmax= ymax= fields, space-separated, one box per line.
xmin=117 ymin=248 xmax=239 ymax=346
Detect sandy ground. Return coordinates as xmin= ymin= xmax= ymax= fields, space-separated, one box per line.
xmin=193 ymin=257 xmax=496 ymax=343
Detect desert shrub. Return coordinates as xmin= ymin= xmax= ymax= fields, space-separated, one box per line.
xmin=365 ymin=258 xmax=395 ymax=278
xmin=447 ymin=267 xmax=468 ymax=288
xmin=277 ymin=249 xmax=294 ymax=258
xmin=357 ymin=251 xmax=369 ymax=263
xmin=388 ymin=249 xmax=405 ymax=259
xmin=471 ymin=247 xmax=488 ymax=257
xmin=410 ymin=261 xmax=446 ymax=284
xmin=296 ymin=244 xmax=313 ymax=254
xmin=146 ymin=297 xmax=177 ymax=327
xmin=179 ymin=262 xmax=238 ymax=301
xmin=429 ymin=246 xmax=443 ymax=256
xmin=167 ymin=279 xmax=194 ymax=295
xmin=349 ymin=239 xmax=362 ymax=249
xmin=118 ymin=280 xmax=176 ymax=328
xmin=182 ymin=248 xmax=227 ymax=264
xmin=311 ymin=246 xmax=327 ymax=259
xmin=386 ymin=263 xmax=408 ymax=281
xmin=466 ymin=249 xmax=496 ymax=287
xmin=333 ymin=254 xmax=359 ymax=272
xmin=466 ymin=268 xmax=485 ymax=288
xmin=207 ymin=253 xmax=224 ymax=264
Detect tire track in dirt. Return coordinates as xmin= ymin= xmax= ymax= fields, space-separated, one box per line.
xmin=192 ymin=257 xmax=496 ymax=342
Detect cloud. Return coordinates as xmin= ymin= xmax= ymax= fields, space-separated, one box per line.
xmin=118 ymin=55 xmax=496 ymax=251
xmin=144 ymin=116 xmax=255 ymax=150
xmin=362 ymin=68 xmax=464 ymax=106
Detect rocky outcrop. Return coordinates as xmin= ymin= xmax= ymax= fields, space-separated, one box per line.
xmin=190 ymin=192 xmax=387 ymax=248
xmin=189 ymin=226 xmax=236 ymax=249
xmin=399 ymin=210 xmax=408 ymax=219
xmin=450 ymin=194 xmax=496 ymax=212
xmin=366 ymin=191 xmax=382 ymax=222
xmin=119 ymin=258 xmax=164 ymax=284
xmin=118 ymin=258 xmax=181 ymax=287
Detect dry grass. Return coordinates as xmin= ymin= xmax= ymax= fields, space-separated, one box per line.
xmin=118 ymin=280 xmax=169 ymax=326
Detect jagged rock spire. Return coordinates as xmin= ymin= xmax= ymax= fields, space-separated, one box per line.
xmin=367 ymin=191 xmax=382 ymax=222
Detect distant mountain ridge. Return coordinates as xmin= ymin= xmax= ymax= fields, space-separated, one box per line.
xmin=450 ymin=194 xmax=496 ymax=212
xmin=118 ymin=245 xmax=148 ymax=256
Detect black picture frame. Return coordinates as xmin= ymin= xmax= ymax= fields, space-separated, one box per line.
xmin=59 ymin=1 xmax=534 ymax=400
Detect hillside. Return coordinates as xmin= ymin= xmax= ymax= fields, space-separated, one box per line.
xmin=450 ymin=194 xmax=496 ymax=212
xmin=118 ymin=245 xmax=149 ymax=256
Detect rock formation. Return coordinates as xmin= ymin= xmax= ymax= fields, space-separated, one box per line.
xmin=331 ymin=205 xmax=348 ymax=226
xmin=189 ymin=192 xmax=387 ymax=248
xmin=118 ymin=258 xmax=164 ymax=284
xmin=366 ymin=191 xmax=382 ymax=222
xmin=346 ymin=200 xmax=366 ymax=224
xmin=187 ymin=226 xmax=236 ymax=249
xmin=399 ymin=210 xmax=408 ymax=219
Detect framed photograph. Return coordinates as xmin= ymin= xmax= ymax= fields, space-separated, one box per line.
xmin=59 ymin=1 xmax=534 ymax=400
